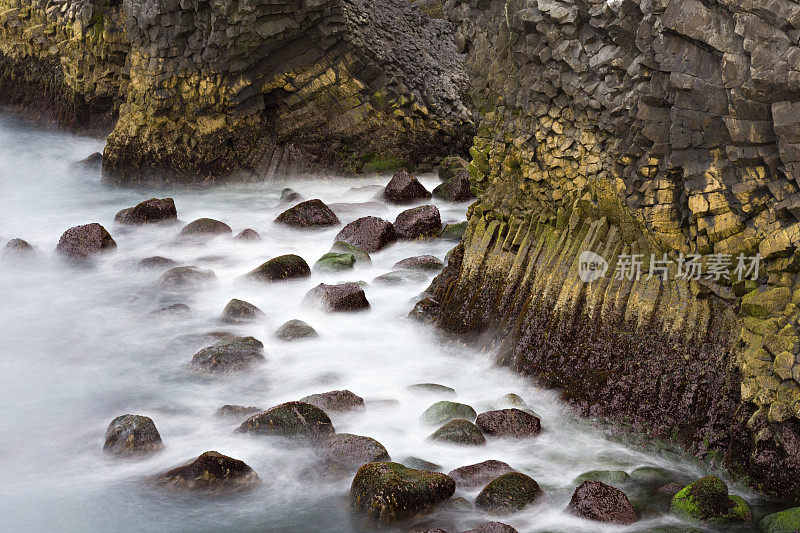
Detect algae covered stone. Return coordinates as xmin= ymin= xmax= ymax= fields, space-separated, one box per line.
xmin=438 ymin=155 xmax=469 ymax=181
xmin=190 ymin=336 xmax=265 ymax=373
xmin=741 ymin=287 xmax=791 ymax=317
xmin=275 ymin=319 xmax=318 ymax=341
xmin=245 ymin=254 xmax=311 ymax=282
xmin=440 ymin=221 xmax=467 ymax=241
xmin=315 ymin=433 xmax=390 ymax=470
xmin=349 ymin=461 xmax=455 ymax=524
xmin=314 ymin=252 xmax=356 ymax=273
xmin=394 ymin=255 xmax=444 ymax=271
xmin=103 ymin=414 xmax=163 ymax=455
xmin=573 ymin=469 xmax=631 ymax=486
xmin=275 ymin=199 xmax=340 ymax=228
xmin=669 ymin=476 xmax=751 ymax=525
xmin=237 ymin=401 xmax=334 ymax=441
xmin=476 ymin=408 xmax=541 ymax=438
xmin=220 ymin=298 xmax=264 ymax=323
xmin=759 ymin=506 xmax=800 ymax=532
xmin=475 ymin=472 xmax=544 ymax=514
xmin=152 ymin=451 xmax=259 ymax=493
xmin=330 ymin=240 xmax=371 ymax=264
xmin=421 ymin=400 xmax=477 ymax=425
xmin=407 ymin=383 xmax=456 ymax=396
xmin=179 ymin=218 xmax=232 ymax=237
xmin=448 ymin=460 xmax=516 ymax=489
xmin=159 ymin=266 xmax=217 ymax=290
xmin=429 ymin=419 xmax=485 ymax=446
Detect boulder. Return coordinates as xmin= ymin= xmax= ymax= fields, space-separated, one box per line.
xmin=669 ymin=476 xmax=751 ymax=525
xmin=349 ymin=461 xmax=455 ymax=524
xmin=461 ymin=522 xmax=519 ymax=533
xmin=394 ymin=205 xmax=442 ymax=239
xmin=234 ymin=228 xmax=261 ymax=241
xmin=433 ymin=174 xmax=475 ymax=202
xmin=275 ymin=199 xmax=340 ymax=228
xmin=179 ymin=218 xmax=232 ymax=237
xmin=190 ymin=336 xmax=265 ymax=374
xmin=220 ymin=299 xmax=264 ymax=323
xmin=152 ymin=451 xmax=259 ymax=493
xmin=407 ymin=383 xmax=455 ymax=396
xmin=154 ymin=303 xmax=190 ymax=316
xmin=475 ymin=409 xmax=542 ymax=438
xmin=630 ymin=466 xmax=673 ymax=484
xmin=440 ymin=221 xmax=467 ymax=241
xmin=139 ymin=256 xmax=178 ymax=269
xmin=55 ymin=223 xmax=116 ymax=260
xmin=334 ymin=216 xmax=397 ymax=253
xmin=304 ymin=282 xmax=370 ymax=312
xmin=421 ymin=401 xmax=477 ymax=425
xmin=300 ymin=390 xmax=365 ymax=412
xmin=158 ymin=266 xmax=216 ymax=290
xmin=499 ymin=393 xmax=527 ymax=407
xmin=429 ymin=419 xmax=485 ymax=446
xmin=245 ymin=254 xmax=310 ymax=282
xmin=316 ymin=433 xmax=390 ymax=469
xmin=3 ymin=238 xmax=35 ymax=255
xmin=760 ymin=507 xmax=800 ymax=533
xmin=275 ymin=319 xmax=318 ymax=341
xmin=567 ymin=480 xmax=638 ymax=525
xmin=438 ymin=156 xmax=469 ymax=181
xmin=281 ymin=187 xmax=300 ymax=201
xmin=394 ymin=255 xmax=444 ymax=272
xmin=383 ymin=170 xmax=432 ymax=204
xmin=278 ymin=191 xmax=304 ymax=206
xmin=314 ymin=252 xmax=356 ymax=273
xmin=475 ymin=472 xmax=544 ymax=514
xmin=330 ymin=241 xmax=371 ymax=264
xmin=402 ymin=457 xmax=442 ymax=471
xmin=237 ymin=401 xmax=334 ymax=441
xmin=114 ymin=198 xmax=177 ymax=225
xmin=373 ymin=270 xmax=428 ymax=285
xmin=447 ymin=460 xmax=516 ymax=489
xmin=215 ymin=405 xmax=263 ymax=418
xmin=103 ymin=414 xmax=163 ymax=455
xmin=573 ymin=470 xmax=631 ymax=486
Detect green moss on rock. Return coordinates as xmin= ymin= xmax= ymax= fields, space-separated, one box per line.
xmin=759 ymin=506 xmax=800 ymax=532
xmin=669 ymin=476 xmax=751 ymax=525
xmin=314 ymin=252 xmax=356 ymax=272
xmin=475 ymin=472 xmax=544 ymax=514
xmin=420 ymin=400 xmax=477 ymax=425
xmin=573 ymin=470 xmax=631 ymax=486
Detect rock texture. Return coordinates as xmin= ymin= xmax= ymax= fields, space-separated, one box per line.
xmin=55 ymin=223 xmax=116 ymax=260
xmin=567 ymin=481 xmax=638 ymax=525
xmin=152 ymin=451 xmax=259 ymax=493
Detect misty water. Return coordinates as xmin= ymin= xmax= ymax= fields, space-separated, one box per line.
xmin=0 ymin=113 xmax=775 ymax=532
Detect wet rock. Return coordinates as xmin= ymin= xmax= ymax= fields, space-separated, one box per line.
xmin=433 ymin=174 xmax=475 ymax=202
xmin=574 ymin=470 xmax=631 ymax=486
xmin=630 ymin=466 xmax=673 ymax=484
xmin=314 ymin=252 xmax=356 ymax=273
xmin=429 ymin=419 xmax=485 ymax=446
xmin=304 ymin=282 xmax=370 ymax=312
xmin=190 ymin=336 xmax=265 ymax=374
xmin=152 ymin=451 xmax=259 ymax=493
xmin=300 ymin=390 xmax=365 ymax=413
xmin=402 ymin=457 xmax=442 ymax=471
xmin=669 ymin=476 xmax=751 ymax=525
xmin=281 ymin=187 xmax=299 ymax=201
xmin=657 ymin=483 xmax=684 ymax=497
xmin=499 ymin=393 xmax=526 ymax=408
xmin=373 ymin=270 xmax=428 ymax=285
xmin=447 ymin=460 xmax=516 ymax=490
xmin=220 ymin=299 xmax=264 ymax=323
xmin=394 ymin=255 xmax=444 ymax=272
xmin=158 ymin=266 xmax=216 ymax=290
xmin=409 ymin=297 xmax=440 ymax=322
xmin=103 ymin=414 xmax=163 ymax=455
xmin=476 ymin=409 xmax=541 ymax=438
xmin=475 ymin=472 xmax=544 ymax=514
xmin=275 ymin=199 xmax=340 ymax=228
xmin=760 ymin=507 xmax=800 ymax=533
xmin=3 ymin=238 xmax=35 ymax=255
xmin=215 ymin=405 xmax=262 ymax=419
xmin=349 ymin=461 xmax=455 ymax=524
xmin=278 ymin=192 xmax=304 ymax=206
xmin=234 ymin=228 xmax=261 ymax=241
xmin=154 ymin=303 xmax=190 ymax=316
xmin=407 ymin=383 xmax=455 ymax=396
xmin=138 ymin=256 xmax=178 ymax=269
xmin=55 ymin=223 xmax=116 ymax=260
xmin=114 ymin=198 xmax=177 ymax=225
xmin=383 ymin=170 xmax=432 ymax=204
xmin=421 ymin=401 xmax=476 ymax=425
xmin=330 ymin=241 xmax=371 ymax=264
xmin=237 ymin=401 xmax=334 ymax=441
xmin=334 ymin=216 xmax=397 ymax=253
xmin=245 ymin=254 xmax=310 ymax=282
xmin=567 ymin=480 xmax=638 ymax=525
xmin=438 ymin=156 xmax=468 ymax=181
xmin=76 ymin=152 xmax=103 ymax=170
xmin=461 ymin=522 xmax=519 ymax=533
xmin=179 ymin=218 xmax=232 ymax=237
xmin=394 ymin=205 xmax=442 ymax=239
xmin=316 ymin=433 xmax=390 ymax=469
xmin=301 ymin=460 xmax=350 ymax=483
xmin=440 ymin=221 xmax=467 ymax=241
xmin=275 ymin=319 xmax=318 ymax=341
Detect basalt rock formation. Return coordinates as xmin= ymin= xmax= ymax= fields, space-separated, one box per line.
xmin=420 ymin=0 xmax=800 ymax=501
xmin=0 ymin=0 xmax=474 ymax=181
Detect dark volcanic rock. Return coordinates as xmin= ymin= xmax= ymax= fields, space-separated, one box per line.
xmin=220 ymin=298 xmax=264 ymax=323
xmin=429 ymin=419 xmax=485 ymax=446
xmin=158 ymin=266 xmax=216 ymax=290
xmin=476 ymin=409 xmax=542 ymax=439
xmin=274 ymin=319 xmax=318 ymax=341
xmin=334 ymin=216 xmax=397 ymax=253
xmin=234 ymin=228 xmax=261 ymax=241
xmin=447 ymin=460 xmax=516 ymax=490
xmin=304 ymin=283 xmax=370 ymax=312
xmin=152 ymin=451 xmax=259 ymax=493
xmin=103 ymin=414 xmax=163 ymax=455
xmin=55 ymin=223 xmax=116 ymax=260
xmin=316 ymin=433 xmax=390 ymax=469
xmin=216 ymin=405 xmax=263 ymax=419
xmin=461 ymin=523 xmax=519 ymax=533
xmin=433 ymin=173 xmax=475 ymax=202
xmin=421 ymin=401 xmax=476 ymax=425
xmin=383 ymin=170 xmax=431 ymax=204
xmin=567 ymin=481 xmax=638 ymax=525
xmin=669 ymin=476 xmax=751 ymax=525
xmin=190 ymin=336 xmax=265 ymax=374
xmin=300 ymin=390 xmax=365 ymax=413
xmin=394 ymin=255 xmax=444 ymax=271
xmin=139 ymin=256 xmax=178 ymax=269
xmin=245 ymin=254 xmax=310 ymax=282
xmin=394 ymin=205 xmax=442 ymax=239
xmin=475 ymin=472 xmax=544 ymax=514
xmin=349 ymin=461 xmax=455 ymax=524
xmin=179 ymin=218 xmax=232 ymax=237
xmin=275 ymin=199 xmax=340 ymax=228
xmin=3 ymin=238 xmax=35 ymax=255
xmin=237 ymin=401 xmax=334 ymax=441
xmin=438 ymin=156 xmax=468 ymax=181
xmin=114 ymin=198 xmax=177 ymax=225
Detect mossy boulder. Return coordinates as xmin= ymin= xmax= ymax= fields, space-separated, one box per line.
xmin=237 ymin=401 xmax=334 ymax=441
xmin=315 ymin=433 xmax=390 ymax=470
xmin=330 ymin=240 xmax=371 ymax=264
xmin=152 ymin=451 xmax=259 ymax=493
xmin=630 ymin=466 xmax=673 ymax=484
xmin=475 ymin=472 xmax=544 ymax=514
xmin=393 ymin=255 xmax=444 ymax=272
xmin=304 ymin=282 xmax=370 ymax=312
xmin=573 ymin=470 xmax=631 ymax=486
xmin=245 ymin=254 xmax=310 ymax=282
xmin=448 ymin=460 xmax=516 ymax=489
xmin=159 ymin=266 xmax=217 ymax=290
xmin=275 ymin=199 xmax=340 ymax=228
xmin=383 ymin=170 xmax=432 ymax=204
xmin=300 ymin=389 xmax=365 ymax=412
xmin=334 ymin=216 xmax=397 ymax=253
xmin=440 ymin=221 xmax=467 ymax=241
xmin=421 ymin=401 xmax=477 ymax=425
xmin=567 ymin=480 xmax=638 ymax=524
xmin=55 ymin=223 xmax=116 ymax=260
xmin=179 ymin=218 xmax=232 ymax=237
xmin=190 ymin=336 xmax=265 ymax=374
xmin=438 ymin=155 xmax=469 ymax=181
xmin=476 ymin=408 xmax=541 ymax=438
xmin=103 ymin=414 xmax=163 ymax=455
xmin=349 ymin=461 xmax=455 ymax=524
xmin=114 ymin=198 xmax=177 ymax=225
xmin=741 ymin=287 xmax=791 ymax=317
xmin=433 ymin=174 xmax=475 ymax=202
xmin=407 ymin=383 xmax=456 ymax=396
xmin=275 ymin=319 xmax=318 ymax=341
xmin=313 ymin=252 xmax=356 ymax=273
xmin=669 ymin=476 xmax=751 ymax=525
xmin=429 ymin=419 xmax=485 ymax=446
xmin=394 ymin=205 xmax=442 ymax=239
xmin=759 ymin=506 xmax=800 ymax=532
xmin=220 ymin=298 xmax=264 ymax=323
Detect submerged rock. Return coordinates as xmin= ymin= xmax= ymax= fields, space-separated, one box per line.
xmin=407 ymin=383 xmax=455 ymax=396
xmin=215 ymin=405 xmax=262 ymax=419
xmin=402 ymin=457 xmax=442 ymax=471
xmin=154 ymin=303 xmax=190 ymax=316
xmin=373 ymin=270 xmax=428 ymax=285
xmin=461 ymin=523 xmax=518 ymax=533
xmin=429 ymin=419 xmax=485 ymax=446
xmin=274 ymin=319 xmax=318 ymax=341
xmin=316 ymin=433 xmax=390 ymax=469
xmin=244 ymin=254 xmax=310 ymax=282
xmin=394 ymin=205 xmax=442 ymax=239
xmin=159 ymin=266 xmax=216 ymax=290
xmin=313 ymin=252 xmax=356 ymax=273
xmin=409 ymin=297 xmax=440 ymax=322
xmin=77 ymin=152 xmax=103 ymax=170
xmin=630 ymin=466 xmax=673 ymax=484
xmin=103 ymin=414 xmax=163 ymax=455
xmin=383 ymin=170 xmax=432 ymax=204
xmin=138 ymin=256 xmax=178 ymax=269
xmin=330 ymin=240 xmax=371 ymax=264
xmin=438 ymin=156 xmax=469 ymax=181
xmin=190 ymin=336 xmax=265 ymax=374
xmin=114 ymin=198 xmax=177 ymax=225
xmin=56 ymin=223 xmax=116 ymax=260
xmin=760 ymin=507 xmax=800 ymax=533
xmin=300 ymin=390 xmax=365 ymax=413
xmin=220 ymin=298 xmax=264 ymax=323
xmin=669 ymin=476 xmax=751 ymax=525
xmin=567 ymin=480 xmax=638 ymax=525
xmin=421 ymin=401 xmax=477 ymax=425
xmin=152 ymin=451 xmax=259 ymax=493
xmin=237 ymin=401 xmax=334 ymax=441
xmin=573 ymin=470 xmax=631 ymax=486
xmin=328 ymin=201 xmax=388 ymax=217
xmin=475 ymin=409 xmax=541 ymax=438
xmin=433 ymin=174 xmax=474 ymax=202
xmin=275 ymin=199 xmax=340 ymax=228
xmin=179 ymin=218 xmax=232 ymax=237
xmin=447 ymin=460 xmax=516 ymax=490
xmin=234 ymin=228 xmax=261 ymax=241
xmin=349 ymin=461 xmax=455 ymax=524
xmin=394 ymin=255 xmax=444 ymax=272
xmin=334 ymin=216 xmax=397 ymax=253
xmin=475 ymin=472 xmax=544 ymax=514
xmin=304 ymin=282 xmax=370 ymax=312
xmin=3 ymin=238 xmax=35 ymax=255
xmin=440 ymin=221 xmax=467 ymax=241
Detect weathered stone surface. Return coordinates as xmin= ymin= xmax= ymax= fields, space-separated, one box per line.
xmin=573 ymin=470 xmax=631 ymax=486
xmin=55 ymin=223 xmax=116 ymax=260
xmin=438 ymin=156 xmax=468 ymax=181
xmin=439 ymin=221 xmax=467 ymax=241
xmin=433 ymin=174 xmax=474 ymax=202
xmin=373 ymin=270 xmax=428 ymax=285
xmin=114 ymin=198 xmax=177 ymax=225
xmin=234 ymin=229 xmax=261 ymax=241
xmin=567 ymin=481 xmax=638 ymax=525
xmin=237 ymin=401 xmax=335 ymax=441
xmin=216 ymin=405 xmax=262 ymax=419
xmin=179 ymin=218 xmax=232 ymax=238
xmin=139 ymin=256 xmax=178 ymax=269
xmin=275 ymin=319 xmax=318 ymax=341
xmin=421 ymin=401 xmax=476 ymax=425
xmin=245 ymin=255 xmax=310 ymax=282
xmin=314 ymin=252 xmax=356 ymax=273
xmin=300 ymin=390 xmax=364 ymax=413
xmin=220 ymin=299 xmax=264 ymax=323
xmin=447 ymin=460 xmax=516 ymax=489
xmin=394 ymin=255 xmax=445 ymax=272
xmin=330 ymin=241 xmax=371 ymax=264
xmin=275 ymin=199 xmax=340 ymax=228
xmin=475 ymin=472 xmax=543 ymax=514
xmin=190 ymin=336 xmax=265 ymax=374
xmin=103 ymin=414 xmax=163 ymax=455
xmin=316 ymin=433 xmax=389 ymax=469
xmin=475 ymin=409 xmax=541 ymax=439
xmin=304 ymin=282 xmax=370 ymax=312
xmin=429 ymin=419 xmax=485 ymax=446
xmin=394 ymin=206 xmax=442 ymax=239
xmin=152 ymin=451 xmax=259 ymax=493
xmin=670 ymin=476 xmax=751 ymax=525
xmin=760 ymin=506 xmax=800 ymax=533
xmin=383 ymin=170 xmax=432 ymax=204
xmin=159 ymin=266 xmax=217 ymax=290
xmin=3 ymin=238 xmax=35 ymax=255
xmin=334 ymin=216 xmax=397 ymax=253
xmin=407 ymin=383 xmax=455 ymax=396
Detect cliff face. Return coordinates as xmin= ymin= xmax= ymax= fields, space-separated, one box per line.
xmin=426 ymin=0 xmax=800 ymax=499
xmin=0 ymin=0 xmax=474 ymax=180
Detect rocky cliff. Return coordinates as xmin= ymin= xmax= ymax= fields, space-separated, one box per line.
xmin=423 ymin=0 xmax=800 ymax=500
xmin=0 ymin=0 xmax=474 ymax=180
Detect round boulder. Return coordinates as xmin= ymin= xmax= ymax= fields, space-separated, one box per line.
xmin=440 ymin=222 xmax=467 ymax=241
xmin=447 ymin=460 xmax=516 ymax=490
xmin=244 ymin=254 xmax=310 ymax=282
xmin=438 ymin=155 xmax=468 ymax=181
xmin=274 ymin=319 xmax=318 ymax=341
xmin=275 ymin=199 xmax=340 ymax=228
xmin=234 ymin=228 xmax=261 ymax=241
xmin=304 ymin=282 xmax=370 ymax=312
xmin=103 ymin=414 xmax=163 ymax=455
xmin=669 ymin=476 xmax=751 ymax=525
xmin=152 ymin=451 xmax=259 ymax=493
xmin=574 ymin=470 xmax=631 ymax=486
xmin=153 ymin=303 xmax=190 ymax=316
xmin=179 ymin=218 xmax=232 ymax=237
xmin=373 ymin=270 xmax=428 ymax=285
xmin=394 ymin=255 xmax=444 ymax=272
xmin=114 ymin=198 xmax=177 ymax=225
xmin=300 ymin=390 xmax=365 ymax=413
xmin=330 ymin=240 xmax=371 ymax=264
xmin=190 ymin=336 xmax=265 ymax=374
xmin=567 ymin=480 xmax=638 ymax=525
xmin=220 ymin=298 xmax=264 ymax=323
xmin=476 ymin=472 xmax=544 ymax=515
xmin=349 ymin=461 xmax=455 ymax=524
xmin=215 ymin=405 xmax=263 ymax=419
xmin=429 ymin=419 xmax=485 ymax=446
xmin=394 ymin=205 xmax=442 ymax=239
xmin=237 ymin=401 xmax=334 ymax=441
xmin=475 ymin=409 xmax=541 ymax=438
xmin=433 ymin=174 xmax=475 ymax=202
xmin=158 ymin=266 xmax=216 ymax=290
xmin=407 ymin=383 xmax=455 ymax=396
xmin=139 ymin=256 xmax=178 ymax=269
xmin=421 ymin=401 xmax=477 ymax=425
xmin=383 ymin=170 xmax=432 ymax=204
xmin=316 ymin=433 xmax=390 ymax=469
xmin=760 ymin=506 xmax=800 ymax=533
xmin=334 ymin=216 xmax=397 ymax=253
xmin=313 ymin=252 xmax=356 ymax=273
xmin=55 ymin=223 xmax=116 ymax=260
xmin=3 ymin=238 xmax=35 ymax=255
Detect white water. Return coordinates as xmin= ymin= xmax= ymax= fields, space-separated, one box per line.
xmin=0 ymin=114 xmax=765 ymax=532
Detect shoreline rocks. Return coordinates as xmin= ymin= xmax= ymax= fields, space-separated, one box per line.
xmin=159 ymin=266 xmax=216 ymax=290
xmin=304 ymin=283 xmax=370 ymax=312
xmin=179 ymin=218 xmax=232 ymax=238
xmin=447 ymin=460 xmax=516 ymax=490
xmin=190 ymin=336 xmax=265 ymax=374
xmin=300 ymin=390 xmax=365 ymax=413
xmin=237 ymin=401 xmax=334 ymax=441
xmin=103 ymin=414 xmax=163 ymax=455
xmin=383 ymin=171 xmax=431 ymax=204
xmin=669 ymin=476 xmax=751 ymax=525
xmin=334 ymin=216 xmax=397 ymax=253
xmin=114 ymin=198 xmax=177 ymax=225
xmin=394 ymin=205 xmax=442 ymax=239
xmin=421 ymin=401 xmax=476 ymax=425
xmin=567 ymin=481 xmax=638 ymax=525
xmin=315 ymin=433 xmax=389 ymax=470
xmin=56 ymin=223 xmax=116 ymax=260
xmin=475 ymin=472 xmax=544 ymax=514
xmin=275 ymin=319 xmax=318 ymax=341
xmin=475 ymin=409 xmax=541 ymax=439
xmin=275 ymin=199 xmax=339 ymax=228
xmin=245 ymin=255 xmax=310 ymax=282
xmin=429 ymin=419 xmax=485 ymax=446
xmin=220 ymin=299 xmax=264 ymax=324
xmin=152 ymin=451 xmax=259 ymax=493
